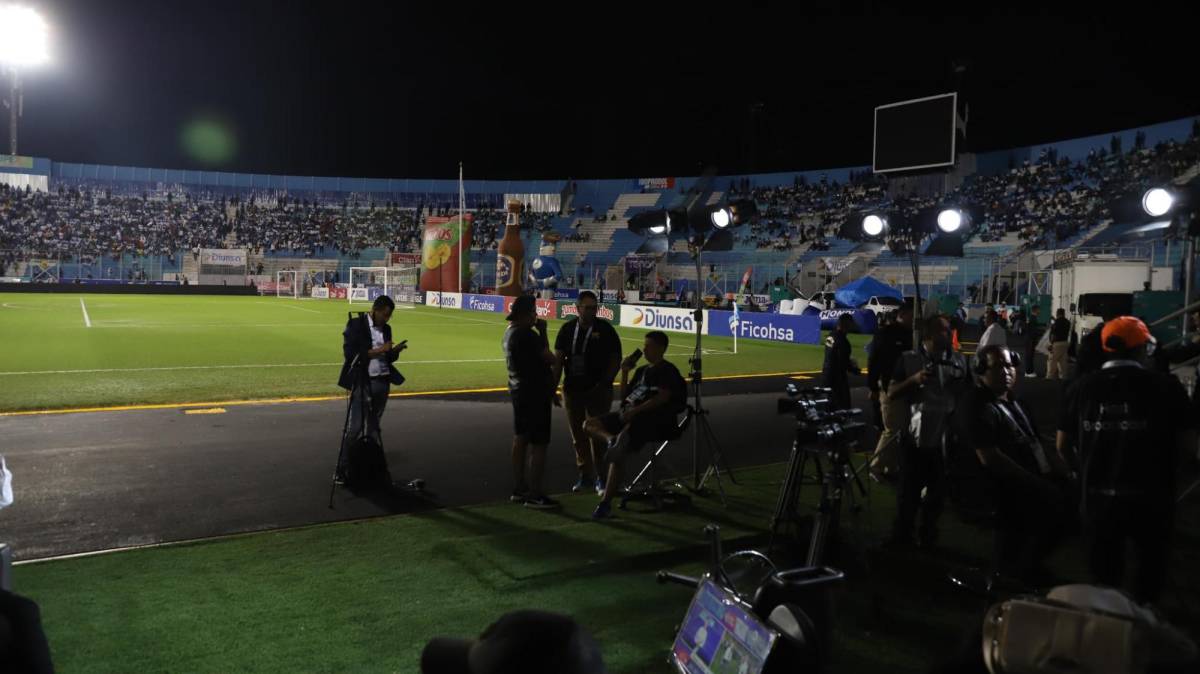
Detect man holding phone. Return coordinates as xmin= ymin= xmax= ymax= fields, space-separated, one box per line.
xmin=337 ymin=295 xmax=407 ymax=481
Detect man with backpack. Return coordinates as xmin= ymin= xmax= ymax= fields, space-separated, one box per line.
xmin=1056 ymin=316 xmax=1197 ymax=602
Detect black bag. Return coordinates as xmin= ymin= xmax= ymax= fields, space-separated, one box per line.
xmin=344 ymin=436 xmax=391 ymax=491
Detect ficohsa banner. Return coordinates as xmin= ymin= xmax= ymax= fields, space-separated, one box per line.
xmin=463 ymin=293 xmax=504 ymax=313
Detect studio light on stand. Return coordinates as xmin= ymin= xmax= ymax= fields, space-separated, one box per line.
xmin=626 ymin=184 xmax=758 ymax=501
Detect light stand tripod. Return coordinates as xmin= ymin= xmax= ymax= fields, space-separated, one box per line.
xmin=328 ymin=349 xmax=370 ymax=508
xmin=686 ymin=245 xmax=736 ymax=505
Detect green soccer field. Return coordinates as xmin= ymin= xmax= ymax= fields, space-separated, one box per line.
xmin=0 ymin=293 xmax=867 ymax=412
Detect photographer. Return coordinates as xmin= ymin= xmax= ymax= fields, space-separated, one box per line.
xmin=554 ymin=291 xmax=622 ymax=494
xmin=503 ymin=295 xmax=562 ymax=510
xmin=868 ymin=305 xmax=913 ymax=481
xmin=968 ymin=345 xmax=1071 ymax=583
xmin=822 ymin=314 xmax=860 ymax=411
xmin=1056 ymin=317 xmax=1197 ymax=602
xmin=583 ymin=331 xmax=687 ymax=520
xmin=886 ymin=315 xmax=970 ymax=549
xmin=336 ymin=295 xmax=407 ymax=482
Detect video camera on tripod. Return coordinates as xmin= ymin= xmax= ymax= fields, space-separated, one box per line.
xmin=776 ymin=384 xmax=866 ymax=445
xmin=770 ymin=384 xmax=870 ymax=565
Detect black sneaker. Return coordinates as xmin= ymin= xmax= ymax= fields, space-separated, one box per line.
xmin=523 ymin=494 xmax=561 ymax=510
xmin=510 ymin=490 xmax=528 ymax=503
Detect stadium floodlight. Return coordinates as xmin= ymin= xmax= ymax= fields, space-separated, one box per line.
xmin=862 ymin=214 xmax=887 ymax=237
xmin=0 ymin=5 xmax=49 ymax=156
xmin=1142 ymin=188 xmax=1174 ymax=218
xmin=710 ymin=208 xmax=732 ymax=229
xmin=0 ymin=6 xmax=49 ymax=66
xmin=936 ymin=208 xmax=963 ymax=233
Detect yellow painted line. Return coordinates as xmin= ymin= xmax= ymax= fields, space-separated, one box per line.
xmin=183 ymin=408 xmax=226 ymax=415
xmin=0 ymin=371 xmax=824 ymax=418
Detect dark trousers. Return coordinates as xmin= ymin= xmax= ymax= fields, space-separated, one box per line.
xmin=1025 ymin=329 xmax=1042 ymax=375
xmin=993 ymin=479 xmax=1068 ymax=582
xmin=0 ymin=590 xmax=54 ymax=674
xmin=1087 ymin=494 xmax=1173 ymax=603
xmin=339 ymin=377 xmax=390 ymax=470
xmin=895 ymin=442 xmax=946 ymax=542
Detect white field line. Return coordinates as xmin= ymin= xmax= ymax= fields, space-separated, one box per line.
xmin=256 ymin=301 xmax=321 ymax=314
xmin=79 ymin=298 xmax=92 ymax=328
xmin=0 ymin=357 xmax=508 ymax=377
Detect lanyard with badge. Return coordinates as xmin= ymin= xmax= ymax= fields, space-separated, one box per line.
xmin=568 ymin=323 xmax=593 ymax=377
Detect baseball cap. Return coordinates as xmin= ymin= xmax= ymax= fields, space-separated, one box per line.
xmin=505 ymin=295 xmax=536 ymax=321
xmin=1100 ymin=316 xmax=1154 ymax=353
xmin=420 ymin=610 xmax=606 ymax=674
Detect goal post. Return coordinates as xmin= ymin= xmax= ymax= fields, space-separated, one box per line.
xmin=276 ymin=270 xmax=299 ymax=299
xmin=349 ymin=266 xmax=391 ymax=305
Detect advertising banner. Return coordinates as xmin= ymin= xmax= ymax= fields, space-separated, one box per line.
xmin=709 ymin=310 xmax=821 ymax=344
xmin=464 ymin=293 xmax=504 ymax=313
xmin=553 ymin=289 xmax=580 ymax=300
xmin=419 ymin=214 xmax=473 ymax=292
xmin=503 ymin=296 xmax=557 ymax=319
xmin=625 ymin=255 xmax=657 ymax=276
xmin=634 ymin=177 xmax=675 ymax=190
xmin=802 ymin=307 xmax=879 ymax=334
xmin=311 ymin=287 xmax=329 ymax=299
xmin=619 ymin=305 xmax=706 ymax=335
xmin=200 ymin=249 xmax=246 ymax=267
xmin=331 ymin=287 xmax=347 ymax=300
xmin=558 ymin=302 xmax=620 ymax=322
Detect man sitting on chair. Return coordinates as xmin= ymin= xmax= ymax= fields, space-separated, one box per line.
xmin=584 ymin=330 xmax=687 ymax=519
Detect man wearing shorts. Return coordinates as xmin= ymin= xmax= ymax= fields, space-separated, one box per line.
xmin=502 ymin=295 xmax=562 ymax=509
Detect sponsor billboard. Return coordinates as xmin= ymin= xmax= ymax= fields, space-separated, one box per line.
xmin=426 ymin=291 xmax=463 ymax=309
xmin=200 ymin=249 xmax=246 ymax=267
xmin=709 ymin=310 xmax=821 ymax=344
xmin=553 ymin=289 xmax=580 ymax=300
xmin=502 ymin=296 xmax=557 ymax=319
xmin=311 ymin=287 xmax=329 ymax=299
xmin=619 ymin=305 xmax=706 ymax=335
xmin=425 ymin=291 xmax=440 ymax=306
xmin=558 ymin=302 xmax=620 ymax=322
xmin=464 ymin=293 xmax=504 ymax=313
xmin=331 ymin=287 xmax=347 ymax=300
xmin=803 ymin=307 xmax=879 ymax=334
xmin=635 ymin=177 xmax=675 ymax=190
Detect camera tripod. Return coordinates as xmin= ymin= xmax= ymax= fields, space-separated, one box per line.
xmin=768 ymin=437 xmax=870 ymax=566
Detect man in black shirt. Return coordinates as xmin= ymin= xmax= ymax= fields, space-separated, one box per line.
xmin=1056 ymin=316 xmax=1197 ymax=602
xmin=822 ymin=314 xmax=859 ymax=411
xmin=554 ymin=291 xmax=622 ymax=494
xmin=584 ymin=331 xmax=687 ymax=519
xmin=867 ymin=305 xmax=913 ymax=481
xmin=1047 ymin=308 xmax=1071 ymax=380
xmin=969 ymin=345 xmax=1070 ymax=583
xmin=502 ymin=295 xmax=562 ymax=509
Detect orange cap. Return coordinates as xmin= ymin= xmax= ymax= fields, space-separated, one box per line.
xmin=1100 ymin=316 xmax=1153 ymax=353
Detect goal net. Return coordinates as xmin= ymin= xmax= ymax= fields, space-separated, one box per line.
xmin=389 ymin=265 xmax=420 ymax=304
xmin=276 ymin=270 xmax=299 ymax=299
xmin=349 ymin=266 xmax=390 ymax=305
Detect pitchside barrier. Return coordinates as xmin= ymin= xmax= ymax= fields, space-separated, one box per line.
xmin=416 ymin=290 xmax=826 ymax=346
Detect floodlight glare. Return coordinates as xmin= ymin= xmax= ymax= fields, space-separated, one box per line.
xmin=0 ymin=6 xmax=49 ymax=66
xmin=862 ymin=214 xmax=885 ymax=236
xmin=711 ymin=208 xmax=732 ymax=229
xmin=648 ymin=222 xmax=669 ymax=235
xmin=936 ymin=208 xmax=963 ymax=233
xmin=1141 ymin=188 xmax=1174 ymax=218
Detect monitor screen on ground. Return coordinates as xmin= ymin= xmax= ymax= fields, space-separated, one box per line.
xmin=672 ymin=579 xmax=777 ymax=674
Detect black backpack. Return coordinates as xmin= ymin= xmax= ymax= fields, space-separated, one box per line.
xmin=344 ymin=436 xmax=391 ymax=491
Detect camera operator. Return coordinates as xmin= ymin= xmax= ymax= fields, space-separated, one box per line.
xmin=886 ymin=315 xmax=970 ymax=549
xmin=968 ymin=345 xmax=1071 ymax=583
xmin=336 ymin=295 xmax=407 ymax=482
xmin=867 ymin=305 xmax=913 ymax=481
xmin=1056 ymin=316 xmax=1197 ymax=602
xmin=583 ymin=331 xmax=687 ymax=520
xmin=503 ymin=295 xmax=563 ymax=510
xmin=554 ymin=291 xmax=622 ymax=495
xmin=822 ymin=314 xmax=860 ymax=411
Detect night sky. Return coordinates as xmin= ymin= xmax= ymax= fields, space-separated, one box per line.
xmin=17 ymin=3 xmax=1200 ymax=180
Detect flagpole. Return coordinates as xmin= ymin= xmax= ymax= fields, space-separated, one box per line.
xmin=458 ymin=162 xmax=464 ymax=294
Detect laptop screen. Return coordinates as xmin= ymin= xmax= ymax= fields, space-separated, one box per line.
xmin=672 ymin=578 xmax=777 ymax=674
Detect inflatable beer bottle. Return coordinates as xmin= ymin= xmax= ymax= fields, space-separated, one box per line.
xmin=495 ymin=200 xmax=525 ymax=296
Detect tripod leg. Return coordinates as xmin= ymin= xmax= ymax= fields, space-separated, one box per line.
xmin=328 ymin=378 xmax=361 ymax=508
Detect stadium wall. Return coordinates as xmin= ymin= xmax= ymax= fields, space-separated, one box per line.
xmin=0 ymin=282 xmax=257 ymax=296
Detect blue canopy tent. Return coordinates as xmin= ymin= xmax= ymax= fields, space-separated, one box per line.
xmin=834 ymin=277 xmax=902 ymax=308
